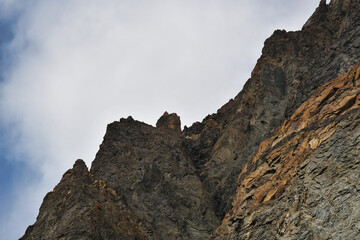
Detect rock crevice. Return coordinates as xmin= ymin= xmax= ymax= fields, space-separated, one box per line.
xmin=21 ymin=0 xmax=360 ymax=239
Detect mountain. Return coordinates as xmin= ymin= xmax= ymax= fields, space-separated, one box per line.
xmin=21 ymin=0 xmax=360 ymax=239
xmin=213 ymin=61 xmax=360 ymax=239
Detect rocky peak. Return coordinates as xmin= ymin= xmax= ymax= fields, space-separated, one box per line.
xmin=302 ymin=0 xmax=328 ymax=29
xmin=21 ymin=158 xmax=148 ymax=240
xmin=21 ymin=1 xmax=360 ymax=239
xmin=182 ymin=0 xmax=360 ymax=221
xmin=156 ymin=111 xmax=181 ymax=133
xmin=72 ymin=159 xmax=88 ymax=175
xmin=57 ymin=159 xmax=92 ymax=186
xmin=90 ymin=114 xmax=218 ymax=239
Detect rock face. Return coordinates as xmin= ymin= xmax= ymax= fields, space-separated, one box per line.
xmin=212 ymin=62 xmax=360 ymax=239
xmin=156 ymin=112 xmax=182 ymax=133
xmin=21 ymin=159 xmax=148 ymax=240
xmin=90 ymin=116 xmax=219 ymax=239
xmin=184 ymin=0 xmax=360 ymax=220
xmin=21 ymin=0 xmax=360 ymax=239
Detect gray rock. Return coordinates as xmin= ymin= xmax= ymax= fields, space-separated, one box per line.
xmin=21 ymin=1 xmax=360 ymax=239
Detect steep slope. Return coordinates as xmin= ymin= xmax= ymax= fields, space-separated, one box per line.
xmin=184 ymin=0 xmax=360 ymax=219
xmin=21 ymin=0 xmax=360 ymax=239
xmin=213 ymin=61 xmax=360 ymax=239
xmin=90 ymin=115 xmax=219 ymax=239
xmin=21 ymin=160 xmax=148 ymax=240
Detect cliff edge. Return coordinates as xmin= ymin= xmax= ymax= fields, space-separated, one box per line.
xmin=21 ymin=0 xmax=360 ymax=239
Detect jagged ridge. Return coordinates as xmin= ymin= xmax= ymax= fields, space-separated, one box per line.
xmin=183 ymin=0 xmax=360 ymax=220
xmin=21 ymin=0 xmax=360 ymax=239
xmin=21 ymin=159 xmax=149 ymax=239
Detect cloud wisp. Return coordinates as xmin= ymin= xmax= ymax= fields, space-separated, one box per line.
xmin=0 ymin=0 xmax=319 ymax=239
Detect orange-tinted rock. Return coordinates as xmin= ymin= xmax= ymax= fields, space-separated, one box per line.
xmin=212 ymin=62 xmax=360 ymax=239
xmin=184 ymin=0 xmax=360 ymax=221
xmin=21 ymin=0 xmax=360 ymax=239
xmin=156 ymin=111 xmax=181 ymax=133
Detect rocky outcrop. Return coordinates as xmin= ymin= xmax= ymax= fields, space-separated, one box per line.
xmin=183 ymin=0 xmax=360 ymax=219
xmin=90 ymin=116 xmax=218 ymax=239
xmin=21 ymin=0 xmax=360 ymax=239
xmin=21 ymin=159 xmax=148 ymax=240
xmin=156 ymin=112 xmax=181 ymax=133
xmin=212 ymin=61 xmax=360 ymax=240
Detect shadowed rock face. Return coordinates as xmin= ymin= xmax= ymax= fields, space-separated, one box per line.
xmin=20 ymin=159 xmax=149 ymax=240
xmin=90 ymin=116 xmax=219 ymax=239
xmin=21 ymin=0 xmax=360 ymax=239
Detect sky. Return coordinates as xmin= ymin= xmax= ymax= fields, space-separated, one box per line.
xmin=0 ymin=0 xmax=321 ymax=239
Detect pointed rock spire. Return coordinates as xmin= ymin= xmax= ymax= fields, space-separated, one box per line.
xmin=156 ymin=111 xmax=181 ymax=133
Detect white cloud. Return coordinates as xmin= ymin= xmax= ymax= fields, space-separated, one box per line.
xmin=0 ymin=0 xmax=319 ymax=239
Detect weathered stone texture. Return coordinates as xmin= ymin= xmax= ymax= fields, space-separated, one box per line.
xmin=21 ymin=1 xmax=360 ymax=239
xmin=212 ymin=62 xmax=360 ymax=239
xmin=90 ymin=116 xmax=219 ymax=239
xmin=184 ymin=0 xmax=360 ymax=219
xmin=21 ymin=159 xmax=148 ymax=240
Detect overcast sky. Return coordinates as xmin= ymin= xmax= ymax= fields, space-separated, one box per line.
xmin=0 ymin=0 xmax=321 ymax=239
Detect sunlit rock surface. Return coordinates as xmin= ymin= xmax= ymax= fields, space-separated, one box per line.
xmin=21 ymin=0 xmax=360 ymax=239
xmin=212 ymin=62 xmax=360 ymax=239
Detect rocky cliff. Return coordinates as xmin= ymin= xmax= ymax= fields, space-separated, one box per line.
xmin=213 ymin=61 xmax=360 ymax=239
xmin=21 ymin=159 xmax=148 ymax=239
xmin=21 ymin=0 xmax=360 ymax=239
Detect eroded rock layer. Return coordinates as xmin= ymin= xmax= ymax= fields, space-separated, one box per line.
xmin=21 ymin=160 xmax=148 ymax=240
xmin=90 ymin=116 xmax=219 ymax=239
xmin=184 ymin=0 xmax=360 ymax=220
xmin=21 ymin=0 xmax=360 ymax=239
xmin=212 ymin=62 xmax=360 ymax=239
